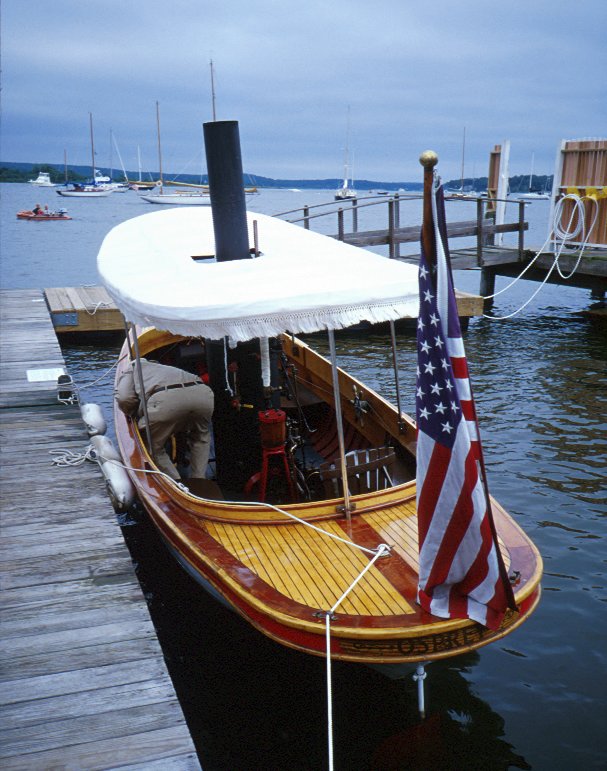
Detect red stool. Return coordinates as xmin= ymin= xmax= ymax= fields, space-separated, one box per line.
xmin=258 ymin=444 xmax=296 ymax=502
xmin=256 ymin=409 xmax=297 ymax=503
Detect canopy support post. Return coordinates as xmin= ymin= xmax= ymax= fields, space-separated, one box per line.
xmin=327 ymin=329 xmax=351 ymax=522
xmin=128 ymin=323 xmax=155 ymax=462
xmin=123 ymin=321 xmax=134 ymax=360
xmin=413 ymin=663 xmax=427 ymax=719
xmin=389 ymin=320 xmax=405 ymax=433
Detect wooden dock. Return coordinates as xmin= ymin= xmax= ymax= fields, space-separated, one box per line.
xmin=44 ymin=286 xmax=124 ymax=335
xmin=441 ymin=245 xmax=607 ymax=294
xmin=0 ymin=290 xmax=201 ymax=769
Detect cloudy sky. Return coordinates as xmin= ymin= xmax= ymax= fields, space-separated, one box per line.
xmin=2 ymin=1 xmax=605 ymax=183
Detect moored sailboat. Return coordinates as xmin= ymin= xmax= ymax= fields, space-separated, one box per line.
xmin=334 ymin=107 xmax=357 ymax=200
xmin=518 ymin=152 xmax=550 ymax=199
xmin=97 ymin=124 xmax=541 ymax=677
xmin=57 ymin=114 xmax=113 ymax=198
xmin=140 ymin=102 xmax=211 ymax=206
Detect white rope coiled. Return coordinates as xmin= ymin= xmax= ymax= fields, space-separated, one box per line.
xmin=50 ymin=446 xmax=98 ymax=467
xmin=483 ymin=193 xmax=600 ymax=320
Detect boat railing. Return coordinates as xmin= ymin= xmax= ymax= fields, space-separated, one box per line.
xmin=272 ymin=193 xmax=528 ymax=261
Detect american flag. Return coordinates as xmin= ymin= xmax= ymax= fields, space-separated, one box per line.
xmin=415 ymin=180 xmax=516 ymax=630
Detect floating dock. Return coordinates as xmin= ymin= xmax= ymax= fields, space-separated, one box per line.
xmin=44 ymin=286 xmax=124 ymax=335
xmin=0 ymin=289 xmax=201 ymax=769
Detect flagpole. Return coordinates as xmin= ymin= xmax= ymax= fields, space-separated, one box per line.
xmin=420 ymin=150 xmax=438 ymax=264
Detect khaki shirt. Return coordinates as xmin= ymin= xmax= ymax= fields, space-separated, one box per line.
xmin=115 ymin=358 xmax=203 ymax=417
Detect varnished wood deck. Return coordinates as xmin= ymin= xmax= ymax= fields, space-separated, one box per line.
xmin=206 ymin=515 xmax=416 ymax=616
xmin=0 ymin=290 xmax=201 ymax=769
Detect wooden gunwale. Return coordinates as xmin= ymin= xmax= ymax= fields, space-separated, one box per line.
xmin=132 ymin=471 xmax=541 ymax=638
xmin=282 ymin=334 xmax=418 ymax=454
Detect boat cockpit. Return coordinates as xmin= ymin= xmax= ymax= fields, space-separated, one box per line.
xmin=136 ymin=333 xmax=417 ymax=506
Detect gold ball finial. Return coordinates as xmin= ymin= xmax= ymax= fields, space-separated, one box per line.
xmin=419 ymin=150 xmax=438 ymax=168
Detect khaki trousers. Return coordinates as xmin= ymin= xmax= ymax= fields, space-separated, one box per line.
xmin=140 ymin=384 xmax=214 ymax=479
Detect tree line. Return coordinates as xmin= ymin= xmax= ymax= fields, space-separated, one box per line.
xmin=0 ymin=164 xmax=87 ymax=183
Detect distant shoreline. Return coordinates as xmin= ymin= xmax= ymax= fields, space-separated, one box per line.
xmin=0 ymin=160 xmax=552 ymax=194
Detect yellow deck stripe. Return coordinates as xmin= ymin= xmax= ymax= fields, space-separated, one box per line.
xmin=206 ymin=518 xmax=414 ymax=616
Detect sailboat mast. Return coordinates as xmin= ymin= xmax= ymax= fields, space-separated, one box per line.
xmin=460 ymin=126 xmax=466 ymax=191
xmin=89 ymin=112 xmax=96 ymax=182
xmin=529 ymin=152 xmax=535 ymax=192
xmin=210 ymin=59 xmax=217 ymax=121
xmin=343 ymin=106 xmax=351 ymax=186
xmin=109 ymin=129 xmax=113 ymax=179
xmin=155 ymin=101 xmax=163 ymax=185
xmin=137 ymin=146 xmax=142 ymax=182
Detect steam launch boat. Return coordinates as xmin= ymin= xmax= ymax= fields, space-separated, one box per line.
xmin=98 ymin=123 xmax=541 ymax=669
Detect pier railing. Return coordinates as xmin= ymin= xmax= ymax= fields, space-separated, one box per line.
xmin=274 ymin=193 xmax=528 ymax=263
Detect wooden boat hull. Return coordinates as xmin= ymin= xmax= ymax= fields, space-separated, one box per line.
xmin=114 ymin=328 xmax=542 ymax=665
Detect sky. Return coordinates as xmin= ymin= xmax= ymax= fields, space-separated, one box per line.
xmin=2 ymin=0 xmax=606 ymax=183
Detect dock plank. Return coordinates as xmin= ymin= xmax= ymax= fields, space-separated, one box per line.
xmin=0 ymin=289 xmax=201 ymax=769
xmin=0 ymin=659 xmax=168 ymax=706
xmin=0 ymin=700 xmax=186 ymax=758
xmin=0 ymin=727 xmax=200 ymax=771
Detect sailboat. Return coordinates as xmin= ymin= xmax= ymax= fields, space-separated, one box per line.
xmin=129 ymin=146 xmax=157 ymax=190
xmin=102 ymin=131 xmax=129 ymax=192
xmin=57 ymin=114 xmax=113 ymax=198
xmin=447 ymin=127 xmax=471 ymax=198
xmin=335 ymin=108 xmax=357 ymax=200
xmin=519 ymin=153 xmax=549 ymax=199
xmin=140 ymin=102 xmax=211 ymax=206
xmin=97 ymin=125 xmax=542 ymax=684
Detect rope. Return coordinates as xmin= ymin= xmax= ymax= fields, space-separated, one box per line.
xmin=93 ymin=444 xmax=385 ymax=555
xmin=223 ymin=338 xmax=234 ymax=396
xmin=175 ymin=486 xmax=383 ymax=555
xmin=50 ymin=446 xmax=97 ymax=466
xmin=50 ymin=444 xmax=182 ymax=492
xmin=482 ymin=193 xmax=600 ymax=320
xmin=75 ymin=354 xmax=121 ymax=391
xmin=84 ymin=301 xmax=112 ymax=315
xmin=324 ymin=543 xmax=391 ymax=771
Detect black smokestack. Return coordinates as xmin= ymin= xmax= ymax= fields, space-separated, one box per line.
xmin=203 ymin=120 xmax=250 ymax=262
xmin=202 ymin=120 xmax=263 ymax=490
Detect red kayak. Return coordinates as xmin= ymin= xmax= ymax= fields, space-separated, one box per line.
xmin=17 ymin=209 xmax=71 ymax=221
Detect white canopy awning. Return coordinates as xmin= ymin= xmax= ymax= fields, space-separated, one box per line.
xmin=97 ymin=208 xmax=420 ymax=342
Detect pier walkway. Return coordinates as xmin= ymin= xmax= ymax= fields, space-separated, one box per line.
xmin=278 ymin=195 xmax=607 ymax=301
xmin=0 ymin=290 xmax=201 ymax=769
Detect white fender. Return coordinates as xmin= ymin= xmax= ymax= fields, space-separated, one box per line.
xmin=81 ymin=402 xmax=107 ymax=436
xmin=90 ymin=434 xmax=136 ymax=512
